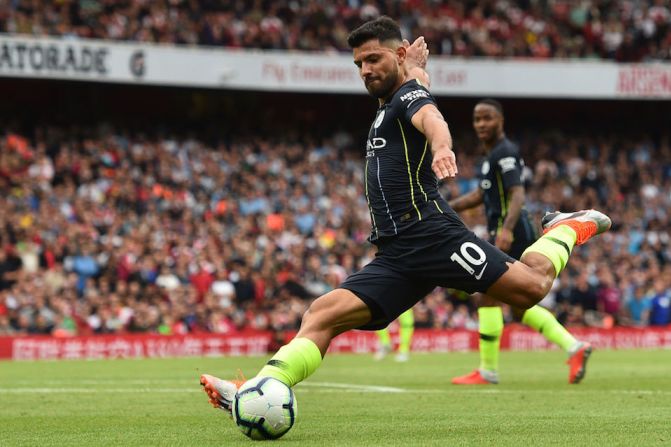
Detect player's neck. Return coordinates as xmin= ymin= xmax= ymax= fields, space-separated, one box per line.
xmin=484 ymin=132 xmax=505 ymax=150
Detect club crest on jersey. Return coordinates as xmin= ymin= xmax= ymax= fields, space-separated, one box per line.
xmin=373 ymin=110 xmax=385 ymax=129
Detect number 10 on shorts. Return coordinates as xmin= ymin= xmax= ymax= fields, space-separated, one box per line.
xmin=450 ymin=242 xmax=489 ymax=280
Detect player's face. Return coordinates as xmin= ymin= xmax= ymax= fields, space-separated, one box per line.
xmin=473 ymin=104 xmax=503 ymax=144
xmin=353 ymin=39 xmax=400 ymax=99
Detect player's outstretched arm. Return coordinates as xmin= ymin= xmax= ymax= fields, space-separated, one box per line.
xmin=410 ymin=104 xmax=457 ymax=180
xmin=404 ymin=37 xmax=431 ymax=88
xmin=448 ymin=188 xmax=484 ymax=212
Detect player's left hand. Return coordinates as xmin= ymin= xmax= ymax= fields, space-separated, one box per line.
xmin=431 ymin=147 xmax=458 ymax=180
xmin=403 ymin=36 xmax=429 ymax=70
xmin=495 ymin=227 xmax=513 ymax=252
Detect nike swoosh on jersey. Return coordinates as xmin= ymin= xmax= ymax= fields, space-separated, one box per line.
xmin=474 ymin=262 xmax=489 ymax=280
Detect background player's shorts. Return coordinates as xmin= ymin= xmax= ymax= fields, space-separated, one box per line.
xmin=488 ymin=216 xmax=538 ymax=259
xmin=340 ymin=212 xmax=514 ymax=330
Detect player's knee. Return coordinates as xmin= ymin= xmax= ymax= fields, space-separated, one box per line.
xmin=300 ymin=293 xmax=347 ymax=335
xmin=301 ymin=299 xmax=332 ymax=331
xmin=301 ymin=289 xmax=372 ymax=338
xmin=518 ymin=278 xmax=551 ymax=309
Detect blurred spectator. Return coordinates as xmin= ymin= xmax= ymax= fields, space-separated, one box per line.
xmin=596 ymin=268 xmax=622 ymax=324
xmin=1 ymin=1 xmax=670 ymax=61
xmin=0 ymin=124 xmax=669 ymax=337
xmin=624 ymin=284 xmax=652 ymax=326
xmin=649 ymin=278 xmax=671 ymax=325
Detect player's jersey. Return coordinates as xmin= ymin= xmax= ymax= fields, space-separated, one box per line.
xmin=476 ymin=137 xmax=535 ymax=241
xmin=364 ymin=79 xmax=451 ymax=243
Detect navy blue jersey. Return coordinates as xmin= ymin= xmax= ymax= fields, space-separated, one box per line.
xmin=364 ymin=79 xmax=451 ymax=242
xmin=477 ymin=137 xmax=534 ymax=239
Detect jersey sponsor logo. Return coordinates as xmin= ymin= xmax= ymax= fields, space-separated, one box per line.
xmin=400 ymin=89 xmax=430 ymax=108
xmin=366 ymin=137 xmax=387 ymax=157
xmin=498 ymin=156 xmax=517 ymax=173
xmin=373 ymin=110 xmax=385 ymax=129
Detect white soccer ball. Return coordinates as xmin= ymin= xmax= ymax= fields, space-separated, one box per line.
xmin=232 ymin=376 xmax=297 ymax=440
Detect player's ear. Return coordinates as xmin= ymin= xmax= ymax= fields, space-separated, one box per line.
xmin=396 ymin=44 xmax=406 ymax=64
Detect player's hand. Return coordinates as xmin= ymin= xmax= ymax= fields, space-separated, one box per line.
xmin=495 ymin=228 xmax=513 ymax=252
xmin=431 ymin=147 xmax=458 ymax=180
xmin=403 ymin=36 xmax=429 ymax=70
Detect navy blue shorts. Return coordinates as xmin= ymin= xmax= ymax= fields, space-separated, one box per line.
xmin=340 ymin=212 xmax=515 ymax=330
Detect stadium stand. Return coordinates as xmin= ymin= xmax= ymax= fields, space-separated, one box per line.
xmin=1 ymin=125 xmax=669 ymax=336
xmin=1 ymin=0 xmax=670 ymax=61
xmin=1 ymin=1 xmax=670 ymax=339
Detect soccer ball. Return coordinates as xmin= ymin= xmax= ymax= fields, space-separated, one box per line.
xmin=232 ymin=376 xmax=297 ymax=440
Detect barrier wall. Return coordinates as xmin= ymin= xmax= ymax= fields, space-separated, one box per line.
xmin=1 ymin=326 xmax=670 ymax=360
xmin=2 ymin=34 xmax=671 ymax=98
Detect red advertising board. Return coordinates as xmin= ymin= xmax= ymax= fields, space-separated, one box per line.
xmin=617 ymin=65 xmax=671 ymax=97
xmin=1 ymin=326 xmax=670 ymax=361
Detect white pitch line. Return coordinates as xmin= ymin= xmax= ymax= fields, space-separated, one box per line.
xmin=298 ymin=382 xmax=406 ymax=393
xmin=1 ymin=385 xmax=670 ymax=397
xmin=0 ymin=388 xmax=199 ymax=394
xmin=12 ymin=379 xmax=197 ymax=385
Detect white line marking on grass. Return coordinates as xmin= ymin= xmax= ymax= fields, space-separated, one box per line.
xmin=12 ymin=379 xmax=198 ymax=385
xmin=299 ymin=382 xmax=406 ymax=393
xmin=1 ymin=384 xmax=669 ymax=397
xmin=0 ymin=388 xmax=199 ymax=394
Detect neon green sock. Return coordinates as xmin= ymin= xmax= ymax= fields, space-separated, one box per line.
xmin=376 ymin=328 xmax=391 ymax=348
xmin=522 ymin=305 xmax=577 ymax=352
xmin=256 ymin=337 xmax=322 ymax=387
xmin=478 ymin=306 xmax=503 ymax=372
xmin=522 ymin=226 xmax=577 ymax=277
xmin=398 ymin=309 xmax=414 ymax=354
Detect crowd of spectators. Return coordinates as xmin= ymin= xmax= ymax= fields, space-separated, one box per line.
xmin=2 ymin=0 xmax=671 ymax=61
xmin=0 ymin=124 xmax=669 ymax=337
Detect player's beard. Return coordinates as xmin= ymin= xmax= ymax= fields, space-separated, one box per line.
xmin=365 ymin=67 xmax=398 ymax=99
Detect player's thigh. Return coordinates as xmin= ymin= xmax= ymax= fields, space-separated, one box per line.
xmin=339 ymin=258 xmax=434 ymax=331
xmin=475 ymin=292 xmax=501 ymax=308
xmin=485 ymin=260 xmax=551 ymax=309
xmin=299 ymin=288 xmax=372 ymax=336
xmin=421 ymin=227 xmax=548 ymax=309
xmin=424 ymin=228 xmax=513 ymax=295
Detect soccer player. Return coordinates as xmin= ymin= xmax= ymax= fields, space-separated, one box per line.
xmin=200 ymin=17 xmax=611 ymax=418
xmin=374 ymin=308 xmax=414 ymax=362
xmin=449 ymin=99 xmax=592 ymax=385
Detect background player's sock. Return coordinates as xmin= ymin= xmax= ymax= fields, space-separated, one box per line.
xmin=257 ymin=337 xmax=322 ymax=387
xmin=522 ymin=305 xmax=577 ymax=352
xmin=398 ymin=309 xmax=414 ymax=354
xmin=478 ymin=306 xmax=504 ymax=372
xmin=376 ymin=328 xmax=392 ymax=349
xmin=522 ymin=226 xmax=577 ymax=276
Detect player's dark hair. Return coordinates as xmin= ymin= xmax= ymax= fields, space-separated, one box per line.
xmin=477 ymin=98 xmax=504 ymax=117
xmin=347 ymin=16 xmax=402 ymax=48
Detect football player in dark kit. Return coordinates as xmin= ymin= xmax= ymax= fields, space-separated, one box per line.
xmin=200 ymin=17 xmax=611 ymax=418
xmin=450 ymin=100 xmax=592 ymax=385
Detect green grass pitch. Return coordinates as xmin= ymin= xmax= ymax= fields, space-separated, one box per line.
xmin=2 ymin=349 xmax=669 ymax=446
